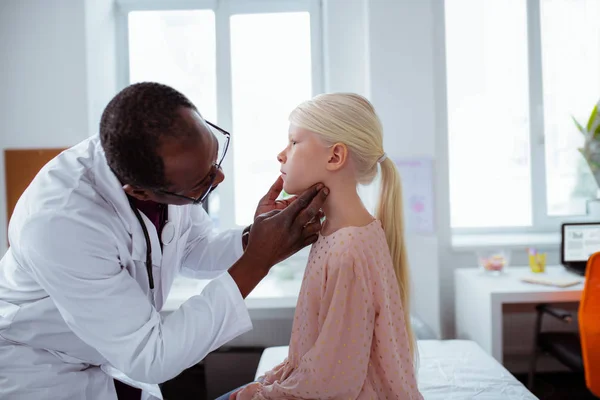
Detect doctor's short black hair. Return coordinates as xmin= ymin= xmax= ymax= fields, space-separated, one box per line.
xmin=100 ymin=82 xmax=198 ymax=190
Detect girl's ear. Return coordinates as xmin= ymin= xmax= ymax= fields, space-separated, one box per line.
xmin=326 ymin=143 xmax=348 ymax=172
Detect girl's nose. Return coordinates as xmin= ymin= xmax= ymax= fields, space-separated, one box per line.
xmin=277 ymin=150 xmax=286 ymax=164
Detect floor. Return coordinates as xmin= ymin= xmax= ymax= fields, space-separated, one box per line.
xmin=515 ymin=372 xmax=598 ymax=400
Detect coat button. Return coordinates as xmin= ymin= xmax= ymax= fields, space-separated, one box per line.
xmin=161 ymin=222 xmax=175 ymax=245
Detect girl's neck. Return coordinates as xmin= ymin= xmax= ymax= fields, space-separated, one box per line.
xmin=321 ymin=184 xmax=374 ymax=236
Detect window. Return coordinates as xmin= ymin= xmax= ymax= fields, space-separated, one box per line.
xmin=540 ymin=0 xmax=600 ymax=217
xmin=445 ymin=0 xmax=600 ymax=231
xmin=230 ymin=12 xmax=313 ymax=226
xmin=128 ymin=10 xmax=217 ymax=121
xmin=445 ymin=0 xmax=531 ymax=228
xmin=118 ymin=0 xmax=322 ymax=229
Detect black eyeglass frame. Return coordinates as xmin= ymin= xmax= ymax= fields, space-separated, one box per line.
xmin=157 ymin=120 xmax=230 ymax=204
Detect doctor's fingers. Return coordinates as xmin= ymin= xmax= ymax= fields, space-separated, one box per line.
xmin=261 ymin=175 xmax=284 ymax=203
xmin=256 ymin=209 xmax=280 ymax=221
xmin=280 ymin=183 xmax=327 ymax=222
xmin=301 ymin=220 xmax=322 ymax=246
xmin=292 ymin=188 xmax=329 ymax=229
xmin=302 ymin=218 xmax=322 ymax=238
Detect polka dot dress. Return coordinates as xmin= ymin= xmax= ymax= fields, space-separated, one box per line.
xmin=235 ymin=220 xmax=423 ymax=400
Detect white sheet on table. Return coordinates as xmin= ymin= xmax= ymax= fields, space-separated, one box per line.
xmin=255 ymin=340 xmax=538 ymax=400
xmin=417 ymin=340 xmax=537 ymax=399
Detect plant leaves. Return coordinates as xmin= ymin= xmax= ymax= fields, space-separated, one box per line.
xmin=573 ymin=116 xmax=585 ymax=134
xmin=587 ymin=104 xmax=598 ymax=133
xmin=594 ymin=124 xmax=600 ymax=139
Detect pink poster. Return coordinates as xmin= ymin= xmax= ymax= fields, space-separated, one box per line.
xmin=395 ymin=157 xmax=435 ymax=235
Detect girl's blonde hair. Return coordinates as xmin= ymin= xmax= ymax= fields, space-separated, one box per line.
xmin=289 ymin=93 xmax=416 ymax=362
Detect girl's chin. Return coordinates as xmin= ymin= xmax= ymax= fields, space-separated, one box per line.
xmin=282 ymin=183 xmax=300 ymax=197
xmin=283 ymin=187 xmax=297 ymax=196
xmin=283 ymin=177 xmax=317 ymax=196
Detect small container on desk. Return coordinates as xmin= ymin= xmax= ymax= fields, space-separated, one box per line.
xmin=527 ymin=248 xmax=547 ymax=273
xmin=477 ymin=249 xmax=510 ymax=275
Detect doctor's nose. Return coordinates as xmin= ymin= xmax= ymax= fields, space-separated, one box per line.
xmin=212 ymin=167 xmax=225 ymax=188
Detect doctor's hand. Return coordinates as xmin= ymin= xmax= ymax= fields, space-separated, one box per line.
xmin=229 ymin=182 xmax=328 ymax=298
xmin=253 ymin=176 xmax=295 ymax=219
xmin=246 ymin=181 xmax=328 ymax=268
xmin=253 ymin=176 xmax=324 ymax=227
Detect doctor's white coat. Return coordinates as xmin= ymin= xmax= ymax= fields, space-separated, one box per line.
xmin=0 ymin=135 xmax=252 ymax=399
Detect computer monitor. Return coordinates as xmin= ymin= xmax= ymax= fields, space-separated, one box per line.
xmin=561 ymin=222 xmax=600 ymax=276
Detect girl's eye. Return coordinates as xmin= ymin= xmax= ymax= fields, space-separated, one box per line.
xmin=291 ymin=141 xmax=297 ymax=146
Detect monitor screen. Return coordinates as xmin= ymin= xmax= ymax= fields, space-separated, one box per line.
xmin=563 ymin=223 xmax=600 ymax=262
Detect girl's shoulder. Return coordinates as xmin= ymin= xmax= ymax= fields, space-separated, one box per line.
xmin=322 ymin=219 xmax=384 ymax=247
xmin=318 ymin=220 xmax=387 ymax=270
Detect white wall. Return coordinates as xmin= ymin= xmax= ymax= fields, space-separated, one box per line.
xmin=84 ymin=0 xmax=119 ymax=136
xmin=322 ymin=0 xmax=369 ymax=96
xmin=367 ymin=0 xmax=443 ymax=338
xmin=0 ymin=0 xmax=91 ymax=253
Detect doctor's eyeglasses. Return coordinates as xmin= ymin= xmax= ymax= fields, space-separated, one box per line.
xmin=158 ymin=120 xmax=230 ymax=204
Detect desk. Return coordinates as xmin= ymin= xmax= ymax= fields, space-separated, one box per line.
xmin=454 ymin=266 xmax=583 ymax=364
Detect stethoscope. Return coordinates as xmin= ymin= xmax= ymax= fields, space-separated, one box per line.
xmin=127 ymin=197 xmax=169 ymax=291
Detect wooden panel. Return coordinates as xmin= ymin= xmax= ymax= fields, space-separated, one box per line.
xmin=5 ymin=148 xmax=65 ymax=224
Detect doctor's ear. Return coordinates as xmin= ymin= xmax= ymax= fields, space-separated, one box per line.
xmin=123 ymin=184 xmax=152 ymax=201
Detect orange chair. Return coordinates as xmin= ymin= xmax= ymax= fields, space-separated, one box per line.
xmin=580 ymin=252 xmax=600 ymax=397
xmin=528 ymin=253 xmax=600 ymax=397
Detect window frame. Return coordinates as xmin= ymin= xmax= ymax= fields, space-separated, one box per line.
xmin=115 ymin=0 xmax=324 ymax=230
xmin=446 ymin=0 xmax=597 ymax=235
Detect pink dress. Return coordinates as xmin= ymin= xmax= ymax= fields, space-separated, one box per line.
xmin=236 ymin=220 xmax=423 ymax=399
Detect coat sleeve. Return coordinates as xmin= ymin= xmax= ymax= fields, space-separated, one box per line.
xmin=17 ymin=212 xmax=251 ymax=384
xmin=179 ymin=204 xmax=245 ymax=279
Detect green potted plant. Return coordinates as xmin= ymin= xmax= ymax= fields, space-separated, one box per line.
xmin=574 ymin=100 xmax=600 ymax=215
